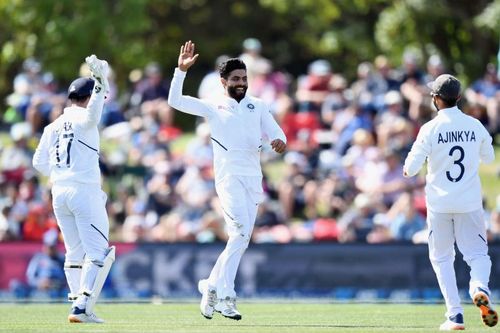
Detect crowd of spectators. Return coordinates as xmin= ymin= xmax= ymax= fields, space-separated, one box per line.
xmin=0 ymin=40 xmax=499 ymax=245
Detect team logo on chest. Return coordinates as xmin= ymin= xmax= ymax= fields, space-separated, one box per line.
xmin=247 ymin=103 xmax=255 ymax=111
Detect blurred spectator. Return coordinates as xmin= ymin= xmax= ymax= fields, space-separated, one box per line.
xmin=195 ymin=210 xmax=227 ymax=243
xmin=332 ymin=101 xmax=373 ymax=155
xmin=465 ymin=63 xmax=500 ymax=135
xmin=0 ymin=201 xmax=13 ymax=241
xmin=375 ymin=150 xmax=414 ymax=208
xmin=296 ymin=59 xmax=333 ymax=112
xmin=22 ymin=202 xmax=57 ymax=242
xmin=351 ymin=61 xmax=387 ymax=111
xmin=387 ymin=191 xmax=426 ymax=241
xmin=121 ymin=196 xmax=150 ymax=242
xmin=249 ymin=58 xmax=290 ymax=114
xmin=400 ymin=50 xmax=425 ymax=85
xmin=184 ymin=122 xmax=213 ymax=168
xmin=320 ymin=74 xmax=349 ymax=127
xmin=239 ymin=37 xmax=267 ymax=87
xmin=1 ymin=122 xmax=33 ymax=184
xmin=173 ymin=164 xmax=216 ymax=240
xmin=400 ymin=54 xmax=445 ymax=122
xmin=198 ymin=54 xmax=229 ymax=99
xmin=374 ymin=55 xmax=401 ymax=92
xmin=25 ymin=72 xmax=65 ymax=134
xmin=338 ymin=193 xmax=380 ymax=242
xmin=25 ymin=229 xmax=66 ymax=298
xmin=134 ymin=62 xmax=170 ymax=103
xmin=8 ymin=58 xmax=44 ymax=121
xmin=278 ymin=151 xmax=311 ymax=220
xmin=375 ymin=90 xmax=406 ymax=148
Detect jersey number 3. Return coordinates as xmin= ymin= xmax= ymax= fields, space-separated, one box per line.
xmin=446 ymin=145 xmax=465 ymax=182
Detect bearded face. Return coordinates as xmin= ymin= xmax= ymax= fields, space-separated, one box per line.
xmin=222 ymin=69 xmax=248 ymax=102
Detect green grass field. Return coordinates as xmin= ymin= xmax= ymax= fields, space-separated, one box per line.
xmin=0 ymin=302 xmax=495 ymax=333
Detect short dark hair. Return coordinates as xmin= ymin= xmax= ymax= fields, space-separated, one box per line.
xmin=218 ymin=58 xmax=246 ymax=79
xmin=439 ymin=96 xmax=459 ymax=108
xmin=69 ymin=95 xmax=91 ymax=103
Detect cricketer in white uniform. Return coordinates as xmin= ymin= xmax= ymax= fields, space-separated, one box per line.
xmin=403 ymin=74 xmax=497 ymax=330
xmin=168 ymin=41 xmax=287 ymax=320
xmin=32 ymin=55 xmax=115 ymax=324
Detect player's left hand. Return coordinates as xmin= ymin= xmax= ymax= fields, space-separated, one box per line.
xmin=270 ymin=139 xmax=286 ymax=154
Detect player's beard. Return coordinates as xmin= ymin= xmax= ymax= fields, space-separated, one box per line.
xmin=227 ymin=85 xmax=247 ymax=102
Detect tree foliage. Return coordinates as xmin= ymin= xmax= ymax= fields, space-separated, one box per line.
xmin=0 ymin=0 xmax=498 ymax=104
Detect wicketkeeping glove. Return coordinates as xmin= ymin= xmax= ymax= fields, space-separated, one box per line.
xmin=85 ymin=54 xmax=110 ymax=96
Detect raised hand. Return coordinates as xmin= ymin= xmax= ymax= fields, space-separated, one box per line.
xmin=178 ymin=40 xmax=199 ymax=72
xmin=85 ymin=55 xmax=110 ymax=94
xmin=85 ymin=55 xmax=109 ymax=81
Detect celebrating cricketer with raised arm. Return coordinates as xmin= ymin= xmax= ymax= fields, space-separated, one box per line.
xmin=32 ymin=55 xmax=115 ymax=324
xmin=168 ymin=40 xmax=287 ymax=320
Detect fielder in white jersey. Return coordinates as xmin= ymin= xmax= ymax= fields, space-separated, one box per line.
xmin=168 ymin=41 xmax=286 ymax=320
xmin=403 ymin=74 xmax=497 ymax=330
xmin=32 ymin=55 xmax=114 ymax=324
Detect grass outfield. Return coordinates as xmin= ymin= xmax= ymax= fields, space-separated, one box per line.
xmin=0 ymin=302 xmax=494 ymax=333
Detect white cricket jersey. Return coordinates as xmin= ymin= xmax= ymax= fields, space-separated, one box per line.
xmin=32 ymin=88 xmax=105 ymax=185
xmin=168 ymin=68 xmax=286 ymax=183
xmin=403 ymin=106 xmax=495 ymax=213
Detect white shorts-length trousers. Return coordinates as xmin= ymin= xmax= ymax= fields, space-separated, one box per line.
xmin=427 ymin=209 xmax=491 ymax=318
xmin=208 ymin=175 xmax=264 ymax=299
xmin=52 ymin=183 xmax=110 ymax=263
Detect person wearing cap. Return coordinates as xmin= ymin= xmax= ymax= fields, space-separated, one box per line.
xmin=239 ymin=38 xmax=269 ymax=93
xmin=296 ymin=59 xmax=333 ymax=112
xmin=169 ymin=41 xmax=286 ymax=321
xmin=32 ymin=55 xmax=113 ymax=323
xmin=403 ymin=74 xmax=496 ymax=330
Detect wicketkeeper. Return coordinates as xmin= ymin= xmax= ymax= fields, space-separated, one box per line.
xmin=33 ymin=55 xmax=114 ymax=324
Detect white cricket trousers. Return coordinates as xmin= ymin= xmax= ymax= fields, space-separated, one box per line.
xmin=427 ymin=209 xmax=491 ymax=318
xmin=52 ymin=182 xmax=110 ymax=264
xmin=207 ymin=175 xmax=264 ymax=299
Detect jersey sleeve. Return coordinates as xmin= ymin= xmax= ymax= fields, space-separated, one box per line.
xmin=479 ymin=124 xmax=495 ymax=164
xmin=403 ymin=124 xmax=431 ymax=177
xmin=32 ymin=126 xmax=52 ymax=176
xmin=261 ymin=107 xmax=287 ymax=143
xmin=168 ymin=68 xmax=213 ymax=119
xmin=83 ymin=83 xmax=106 ymax=128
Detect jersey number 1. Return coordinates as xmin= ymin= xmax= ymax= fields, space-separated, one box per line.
xmin=446 ymin=145 xmax=465 ymax=182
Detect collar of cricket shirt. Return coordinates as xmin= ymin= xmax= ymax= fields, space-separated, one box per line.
xmin=439 ymin=106 xmax=460 ymax=115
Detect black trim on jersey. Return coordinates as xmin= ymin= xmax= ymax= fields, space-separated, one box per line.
xmin=221 ymin=206 xmax=235 ymax=221
xmin=211 ymin=137 xmax=228 ymax=151
xmin=428 ymin=230 xmax=433 ymax=239
xmin=78 ymin=139 xmax=98 ymax=152
xmin=478 ymin=234 xmax=487 ymax=244
xmin=91 ymin=224 xmax=108 ymax=242
xmin=66 ymin=139 xmax=72 ymax=166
